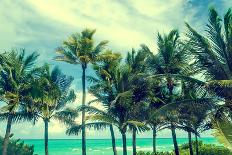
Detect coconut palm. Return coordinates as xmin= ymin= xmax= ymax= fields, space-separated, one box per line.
xmin=125 ymin=47 xmax=152 ymax=155
xmin=67 ymin=60 xmax=148 ymax=155
xmin=178 ymin=83 xmax=215 ymax=155
xmin=186 ymin=7 xmax=232 ymax=149
xmin=146 ymin=90 xmax=167 ymax=154
xmin=0 ymin=50 xmax=39 ymax=155
xmin=29 ymin=64 xmax=77 ymax=155
xmin=87 ymin=50 xmax=121 ymax=155
xmin=60 ymin=51 xmax=121 ymax=155
xmin=147 ymin=29 xmax=192 ymax=155
xmin=55 ymin=29 xmax=108 ymax=155
xmin=186 ymin=8 xmax=232 ymax=101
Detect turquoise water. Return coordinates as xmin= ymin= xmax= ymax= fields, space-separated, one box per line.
xmin=24 ymin=138 xmax=218 ymax=155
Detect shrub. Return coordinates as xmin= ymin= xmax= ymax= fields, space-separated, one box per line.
xmin=0 ymin=137 xmax=34 ymax=155
xmin=136 ymin=151 xmax=174 ymax=155
xmin=137 ymin=141 xmax=232 ymax=155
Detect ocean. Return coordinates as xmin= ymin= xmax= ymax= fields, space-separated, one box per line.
xmin=24 ymin=138 xmax=217 ymax=155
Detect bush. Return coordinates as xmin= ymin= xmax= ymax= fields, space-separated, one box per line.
xmin=136 ymin=151 xmax=174 ymax=155
xmin=137 ymin=141 xmax=232 ymax=155
xmin=179 ymin=140 xmax=232 ymax=155
xmin=0 ymin=137 xmax=34 ymax=155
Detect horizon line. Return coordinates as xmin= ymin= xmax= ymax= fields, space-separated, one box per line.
xmin=21 ymin=137 xmax=214 ymax=140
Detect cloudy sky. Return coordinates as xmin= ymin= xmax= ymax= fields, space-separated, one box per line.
xmin=0 ymin=0 xmax=231 ymax=139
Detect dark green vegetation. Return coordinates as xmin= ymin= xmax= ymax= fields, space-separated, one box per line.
xmin=137 ymin=141 xmax=232 ymax=155
xmin=1 ymin=7 xmax=232 ymax=155
xmin=0 ymin=136 xmax=34 ymax=155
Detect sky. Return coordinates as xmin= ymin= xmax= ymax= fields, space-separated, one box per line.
xmin=0 ymin=0 xmax=231 ymax=139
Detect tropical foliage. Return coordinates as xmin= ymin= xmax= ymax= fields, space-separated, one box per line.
xmin=137 ymin=141 xmax=232 ymax=155
xmin=1 ymin=7 xmax=232 ymax=155
xmin=0 ymin=136 xmax=34 ymax=155
xmin=55 ymin=29 xmax=108 ymax=155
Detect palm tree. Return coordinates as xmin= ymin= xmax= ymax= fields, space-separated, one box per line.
xmin=125 ymin=47 xmax=152 ymax=155
xmin=29 ymin=64 xmax=77 ymax=155
xmin=56 ymin=51 xmax=120 ymax=155
xmin=186 ymin=7 xmax=232 ymax=149
xmin=0 ymin=50 xmax=39 ymax=155
xmin=148 ymin=87 xmax=168 ymax=154
xmin=87 ymin=50 xmax=121 ymax=155
xmin=186 ymin=7 xmax=232 ymax=108
xmin=147 ymin=29 xmax=191 ymax=155
xmin=54 ymin=29 xmax=108 ymax=155
xmin=178 ymin=83 xmax=215 ymax=155
xmin=67 ymin=60 xmax=148 ymax=155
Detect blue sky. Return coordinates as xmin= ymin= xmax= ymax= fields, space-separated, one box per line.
xmin=0 ymin=0 xmax=231 ymax=139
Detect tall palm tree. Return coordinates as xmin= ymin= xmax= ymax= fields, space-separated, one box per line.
xmin=67 ymin=61 xmax=148 ymax=155
xmin=147 ymin=29 xmax=191 ymax=155
xmin=29 ymin=64 xmax=77 ymax=155
xmin=0 ymin=50 xmax=39 ymax=155
xmin=55 ymin=29 xmax=108 ymax=155
xmin=186 ymin=7 xmax=232 ymax=149
xmin=55 ymin=51 xmax=120 ymax=155
xmin=125 ymin=47 xmax=152 ymax=155
xmin=85 ymin=50 xmax=121 ymax=155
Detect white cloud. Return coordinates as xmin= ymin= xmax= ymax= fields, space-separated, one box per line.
xmin=24 ymin=0 xmax=194 ymax=54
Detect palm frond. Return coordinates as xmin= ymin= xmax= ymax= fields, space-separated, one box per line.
xmin=66 ymin=122 xmax=110 ymax=135
xmin=125 ymin=120 xmax=150 ymax=132
xmin=77 ymin=105 xmax=107 ymax=115
xmin=212 ymin=116 xmax=232 ymax=151
xmin=53 ymin=108 xmax=78 ymax=126
xmin=207 ymin=80 xmax=232 ymax=88
xmin=86 ymin=114 xmax=118 ymax=125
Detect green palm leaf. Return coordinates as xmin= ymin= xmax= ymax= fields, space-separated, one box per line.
xmin=212 ymin=117 xmax=232 ymax=151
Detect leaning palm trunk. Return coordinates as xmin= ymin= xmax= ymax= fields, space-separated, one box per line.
xmin=110 ymin=125 xmax=117 ymax=155
xmin=82 ymin=66 xmax=87 ymax=155
xmin=152 ymin=125 xmax=157 ymax=153
xmin=132 ymin=128 xmax=136 ymax=155
xmin=121 ymin=131 xmax=127 ymax=155
xmin=188 ymin=131 xmax=193 ymax=155
xmin=44 ymin=119 xmax=49 ymax=155
xmin=195 ymin=133 xmax=199 ymax=155
xmin=171 ymin=123 xmax=179 ymax=155
xmin=2 ymin=115 xmax=13 ymax=155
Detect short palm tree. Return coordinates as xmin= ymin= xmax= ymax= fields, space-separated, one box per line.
xmin=0 ymin=50 xmax=39 ymax=155
xmin=29 ymin=64 xmax=77 ymax=155
xmin=55 ymin=29 xmax=108 ymax=155
xmin=146 ymin=84 xmax=167 ymax=154
xmin=178 ymin=83 xmax=216 ymax=155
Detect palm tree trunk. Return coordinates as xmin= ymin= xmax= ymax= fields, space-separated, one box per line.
xmin=82 ymin=66 xmax=87 ymax=155
xmin=188 ymin=131 xmax=193 ymax=155
xmin=2 ymin=115 xmax=13 ymax=155
xmin=110 ymin=125 xmax=117 ymax=155
xmin=44 ymin=119 xmax=49 ymax=155
xmin=195 ymin=133 xmax=199 ymax=155
xmin=153 ymin=125 xmax=157 ymax=154
xmin=171 ymin=123 xmax=179 ymax=155
xmin=132 ymin=128 xmax=136 ymax=155
xmin=121 ymin=132 xmax=127 ymax=155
